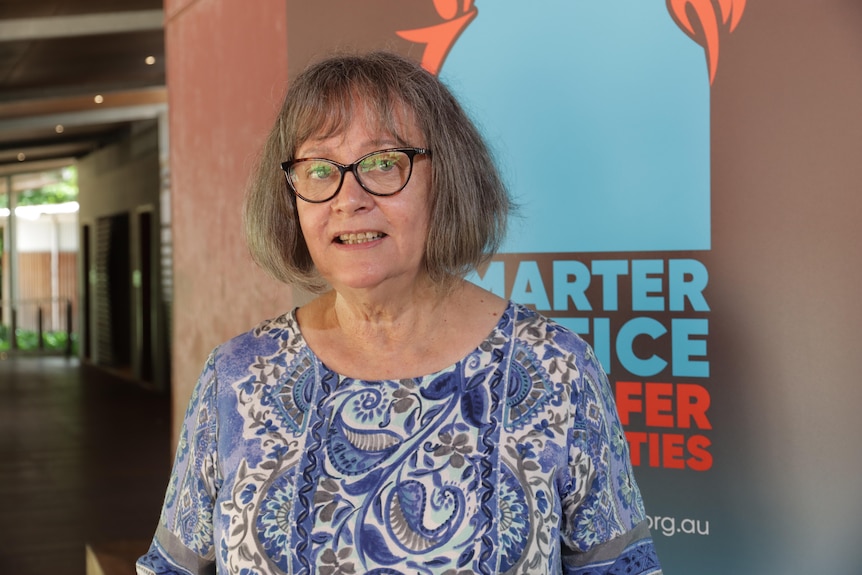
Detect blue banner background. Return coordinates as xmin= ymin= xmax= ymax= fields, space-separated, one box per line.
xmin=442 ymin=0 xmax=711 ymax=253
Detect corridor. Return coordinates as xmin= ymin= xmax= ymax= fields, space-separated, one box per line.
xmin=0 ymin=355 xmax=172 ymax=575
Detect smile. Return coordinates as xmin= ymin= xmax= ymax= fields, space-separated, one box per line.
xmin=337 ymin=231 xmax=386 ymax=245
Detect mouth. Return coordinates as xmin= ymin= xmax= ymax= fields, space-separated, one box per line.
xmin=335 ymin=231 xmax=386 ymax=245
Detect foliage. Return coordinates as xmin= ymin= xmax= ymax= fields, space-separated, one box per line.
xmin=0 ymin=325 xmax=78 ymax=354
xmin=2 ymin=166 xmax=78 ymax=208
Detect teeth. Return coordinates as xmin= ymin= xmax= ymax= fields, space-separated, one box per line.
xmin=339 ymin=232 xmax=384 ymax=245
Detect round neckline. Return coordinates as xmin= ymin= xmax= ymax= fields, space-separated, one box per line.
xmin=287 ymin=300 xmax=514 ymax=381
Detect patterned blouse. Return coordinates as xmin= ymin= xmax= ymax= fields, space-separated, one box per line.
xmin=137 ymin=302 xmax=661 ymax=575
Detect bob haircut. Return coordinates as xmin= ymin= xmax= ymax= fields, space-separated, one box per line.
xmin=244 ymin=51 xmax=511 ymax=293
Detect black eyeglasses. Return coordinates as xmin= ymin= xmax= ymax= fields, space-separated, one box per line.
xmin=281 ymin=147 xmax=431 ymax=203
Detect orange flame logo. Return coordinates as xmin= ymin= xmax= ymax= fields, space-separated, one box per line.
xmin=668 ymin=0 xmax=746 ymax=84
xmin=396 ymin=0 xmax=478 ymax=75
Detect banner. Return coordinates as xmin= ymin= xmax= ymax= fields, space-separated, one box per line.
xmin=285 ymin=1 xmax=862 ymax=572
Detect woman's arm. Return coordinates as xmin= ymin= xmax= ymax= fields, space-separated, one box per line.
xmin=137 ymin=352 xmax=221 ymax=575
xmin=558 ymin=341 xmax=663 ymax=575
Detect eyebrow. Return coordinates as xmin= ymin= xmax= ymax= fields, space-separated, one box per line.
xmin=297 ymin=136 xmax=406 ymax=159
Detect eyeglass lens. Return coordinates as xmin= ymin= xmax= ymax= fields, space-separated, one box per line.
xmin=287 ymin=149 xmax=415 ymax=202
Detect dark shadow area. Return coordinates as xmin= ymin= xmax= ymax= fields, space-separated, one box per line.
xmin=0 ymin=355 xmax=171 ymax=575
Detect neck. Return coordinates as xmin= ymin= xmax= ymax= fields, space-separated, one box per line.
xmin=327 ymin=277 xmax=452 ymax=348
xmin=296 ymin=278 xmax=506 ymax=380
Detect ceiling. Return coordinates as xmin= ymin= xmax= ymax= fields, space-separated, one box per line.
xmin=0 ymin=0 xmax=166 ymax=178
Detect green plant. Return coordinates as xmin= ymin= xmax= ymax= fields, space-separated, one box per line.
xmin=11 ymin=166 xmax=79 ymax=207
xmin=0 ymin=327 xmax=77 ymax=353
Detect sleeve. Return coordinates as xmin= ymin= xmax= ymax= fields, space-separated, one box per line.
xmin=558 ymin=344 xmax=662 ymax=575
xmin=136 ymin=353 xmax=221 ymax=575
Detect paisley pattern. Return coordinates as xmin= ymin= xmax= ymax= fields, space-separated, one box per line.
xmin=137 ymin=303 xmax=662 ymax=575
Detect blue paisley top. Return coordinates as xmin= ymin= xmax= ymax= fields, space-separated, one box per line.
xmin=137 ymin=302 xmax=661 ymax=575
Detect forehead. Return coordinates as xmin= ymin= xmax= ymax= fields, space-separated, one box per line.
xmin=296 ymin=97 xmax=423 ymax=153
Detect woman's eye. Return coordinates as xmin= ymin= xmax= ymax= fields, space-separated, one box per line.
xmin=307 ymin=163 xmax=334 ymax=179
xmin=361 ymin=154 xmax=398 ymax=172
xmin=377 ymin=158 xmax=397 ymax=171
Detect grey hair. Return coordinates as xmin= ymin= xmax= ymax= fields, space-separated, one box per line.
xmin=244 ymin=51 xmax=511 ymax=292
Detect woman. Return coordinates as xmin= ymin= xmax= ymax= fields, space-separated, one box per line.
xmin=138 ymin=52 xmax=662 ymax=575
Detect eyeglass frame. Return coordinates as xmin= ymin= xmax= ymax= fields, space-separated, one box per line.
xmin=281 ymin=147 xmax=432 ymax=204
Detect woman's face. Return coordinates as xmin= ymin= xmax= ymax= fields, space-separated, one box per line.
xmin=294 ymin=112 xmax=432 ymax=295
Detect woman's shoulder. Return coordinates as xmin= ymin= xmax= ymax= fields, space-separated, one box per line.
xmin=209 ymin=309 xmax=305 ymax=377
xmin=508 ymin=301 xmax=591 ymax=356
xmin=506 ymin=303 xmax=611 ymax=399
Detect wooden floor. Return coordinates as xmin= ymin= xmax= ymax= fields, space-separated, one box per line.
xmin=0 ymin=354 xmax=172 ymax=575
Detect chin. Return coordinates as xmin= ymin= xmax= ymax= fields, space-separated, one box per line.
xmin=328 ymin=270 xmax=390 ymax=291
xmin=328 ymin=268 xmax=422 ymax=294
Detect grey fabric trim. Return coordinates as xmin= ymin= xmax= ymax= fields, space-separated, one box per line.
xmin=561 ymin=519 xmax=653 ymax=567
xmin=154 ymin=524 xmax=217 ymax=575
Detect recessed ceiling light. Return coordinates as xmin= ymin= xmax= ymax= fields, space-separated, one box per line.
xmin=145 ymin=56 xmax=156 ymax=65
xmin=17 ymin=153 xmax=26 ymax=161
xmin=55 ymin=125 xmax=64 ymax=134
xmin=94 ymin=94 xmax=104 ymax=104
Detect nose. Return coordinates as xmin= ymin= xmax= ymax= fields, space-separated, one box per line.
xmin=331 ymin=169 xmax=372 ymax=212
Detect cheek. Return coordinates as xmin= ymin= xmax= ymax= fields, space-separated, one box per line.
xmin=406 ymin=206 xmax=432 ymax=254
xmin=295 ymin=204 xmax=319 ymax=238
xmin=294 ymin=207 xmax=329 ymax=261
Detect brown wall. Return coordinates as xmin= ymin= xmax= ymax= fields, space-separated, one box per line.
xmin=164 ymin=0 xmax=294 ymax=440
xmin=705 ymin=1 xmax=862 ymax=571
